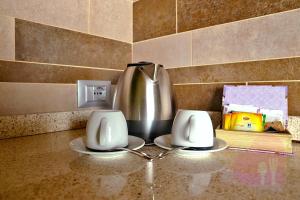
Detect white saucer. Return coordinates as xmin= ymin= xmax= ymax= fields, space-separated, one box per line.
xmin=70 ymin=135 xmax=145 ymax=157
xmin=154 ymin=134 xmax=228 ymax=155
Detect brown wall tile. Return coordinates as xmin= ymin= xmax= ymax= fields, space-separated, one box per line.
xmin=248 ymin=81 xmax=300 ymax=116
xmin=173 ymin=83 xmax=244 ymax=112
xmin=0 ymin=15 xmax=15 ymax=60
xmin=0 ymin=60 xmax=122 ymax=84
xmin=293 ymin=63 xmax=300 ymax=80
xmin=15 ymin=19 xmax=131 ymax=70
xmin=133 ymin=0 xmax=176 ymax=42
xmin=192 ymin=9 xmax=300 ymax=66
xmin=167 ymin=57 xmax=299 ymax=84
xmin=0 ymin=0 xmax=89 ymax=33
xmin=207 ymin=111 xmax=222 ymax=129
xmin=178 ymin=0 xmax=300 ymax=32
xmin=174 ymin=81 xmax=299 ymax=116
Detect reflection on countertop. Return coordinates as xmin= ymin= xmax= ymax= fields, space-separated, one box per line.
xmin=1 ymin=129 xmax=300 ymax=199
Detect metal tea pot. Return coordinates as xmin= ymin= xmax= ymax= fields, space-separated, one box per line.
xmin=113 ymin=62 xmax=175 ymax=144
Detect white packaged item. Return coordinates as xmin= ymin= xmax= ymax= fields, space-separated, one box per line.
xmin=223 ymin=104 xmax=259 ymax=114
xmin=259 ymin=109 xmax=285 ymax=127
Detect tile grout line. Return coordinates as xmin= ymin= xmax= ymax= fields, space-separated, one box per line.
xmin=173 ymin=81 xmax=245 ymax=86
xmin=165 ymin=55 xmax=300 ymax=69
xmin=5 ymin=55 xmax=296 ymax=72
xmin=0 ymin=109 xmax=94 ymax=118
xmin=87 ymin=0 xmax=91 ymax=34
xmin=0 ymin=81 xmax=77 ymax=86
xmin=190 ymin=30 xmax=193 ymax=66
xmin=173 ymin=80 xmax=300 ymax=86
xmin=0 ymin=59 xmax=125 ymax=71
xmin=13 ymin=17 xmax=16 ymax=60
xmin=175 ymin=0 xmax=178 ymax=33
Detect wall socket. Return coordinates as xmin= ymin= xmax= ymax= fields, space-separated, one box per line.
xmin=77 ymin=80 xmax=111 ymax=108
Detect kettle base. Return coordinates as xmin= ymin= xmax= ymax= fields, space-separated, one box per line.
xmin=127 ymin=119 xmax=173 ymax=144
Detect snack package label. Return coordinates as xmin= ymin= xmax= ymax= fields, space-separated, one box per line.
xmin=223 ymin=112 xmax=264 ymax=132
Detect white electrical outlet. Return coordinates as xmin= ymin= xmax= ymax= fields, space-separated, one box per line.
xmin=86 ymin=85 xmax=107 ymax=101
xmin=77 ymin=80 xmax=111 ymax=108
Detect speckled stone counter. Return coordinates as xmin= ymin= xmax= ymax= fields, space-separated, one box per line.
xmin=1 ymin=129 xmax=300 ymax=199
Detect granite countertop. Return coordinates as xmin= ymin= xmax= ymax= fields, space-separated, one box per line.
xmin=1 ymin=129 xmax=300 ymax=199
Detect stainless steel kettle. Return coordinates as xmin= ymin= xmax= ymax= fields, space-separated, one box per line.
xmin=113 ymin=62 xmax=175 ymax=143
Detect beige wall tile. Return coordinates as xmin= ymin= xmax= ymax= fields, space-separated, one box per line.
xmin=192 ymin=9 xmax=300 ymax=66
xmin=0 ymin=15 xmax=14 ymax=60
xmin=0 ymin=0 xmax=89 ymax=32
xmin=0 ymin=82 xmax=78 ymax=115
xmin=133 ymin=32 xmax=192 ymax=68
xmin=90 ymin=0 xmax=132 ymax=43
xmin=0 ymin=82 xmax=114 ymax=115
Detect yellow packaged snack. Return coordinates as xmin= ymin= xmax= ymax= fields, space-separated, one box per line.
xmin=230 ymin=112 xmax=264 ymax=132
xmin=222 ymin=113 xmax=232 ymax=130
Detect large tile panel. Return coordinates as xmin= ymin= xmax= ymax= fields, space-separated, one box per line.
xmin=178 ymin=0 xmax=300 ymax=32
xmin=0 ymin=82 xmax=114 ymax=116
xmin=0 ymin=0 xmax=89 ymax=32
xmin=293 ymin=60 xmax=300 ymax=79
xmin=0 ymin=15 xmax=14 ymax=60
xmin=0 ymin=82 xmax=78 ymax=115
xmin=167 ymin=57 xmax=299 ymax=84
xmin=192 ymin=9 xmax=300 ymax=66
xmin=15 ymin=19 xmax=131 ymax=69
xmin=133 ymin=32 xmax=192 ymax=68
xmin=0 ymin=60 xmax=122 ymax=84
xmin=173 ymin=83 xmax=244 ymax=112
xmin=207 ymin=111 xmax=222 ymax=129
xmin=133 ymin=0 xmax=176 ymax=42
xmin=173 ymin=81 xmax=300 ymax=116
xmin=90 ymin=0 xmax=132 ymax=43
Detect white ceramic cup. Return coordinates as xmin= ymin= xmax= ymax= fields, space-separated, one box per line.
xmin=171 ymin=110 xmax=214 ymax=148
xmin=86 ymin=110 xmax=128 ymax=150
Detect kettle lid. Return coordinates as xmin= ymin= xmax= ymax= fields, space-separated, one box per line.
xmin=127 ymin=61 xmax=163 ymax=81
xmin=127 ymin=61 xmax=163 ymax=68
